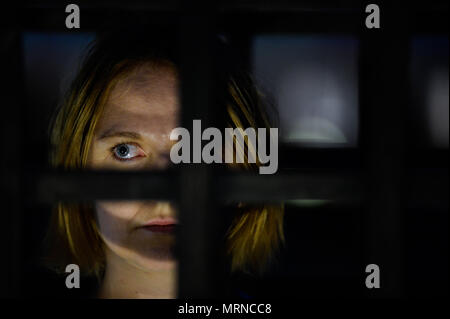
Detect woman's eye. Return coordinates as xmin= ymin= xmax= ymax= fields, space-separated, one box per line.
xmin=112 ymin=143 xmax=143 ymax=161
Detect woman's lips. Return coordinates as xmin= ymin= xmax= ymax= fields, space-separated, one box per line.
xmin=142 ymin=224 xmax=176 ymax=233
xmin=140 ymin=218 xmax=178 ymax=233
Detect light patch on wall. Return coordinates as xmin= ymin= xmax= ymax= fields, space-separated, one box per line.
xmin=426 ymin=68 xmax=449 ymax=148
xmin=252 ymin=35 xmax=359 ymax=148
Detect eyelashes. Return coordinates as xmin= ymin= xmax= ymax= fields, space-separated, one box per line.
xmin=110 ymin=142 xmax=146 ymax=162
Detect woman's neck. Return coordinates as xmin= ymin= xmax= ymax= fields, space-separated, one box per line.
xmin=98 ymin=248 xmax=177 ymax=299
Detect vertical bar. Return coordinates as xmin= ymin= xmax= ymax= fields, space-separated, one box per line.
xmin=177 ymin=12 xmax=224 ymax=297
xmin=360 ymin=4 xmax=409 ymax=297
xmin=1 ymin=30 xmax=25 ymax=297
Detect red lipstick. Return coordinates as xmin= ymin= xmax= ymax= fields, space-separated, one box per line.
xmin=141 ymin=218 xmax=178 ymax=233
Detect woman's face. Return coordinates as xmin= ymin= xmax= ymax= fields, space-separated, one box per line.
xmin=87 ymin=63 xmax=179 ymax=272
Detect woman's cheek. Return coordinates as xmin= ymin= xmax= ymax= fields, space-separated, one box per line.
xmin=95 ymin=201 xmax=141 ymax=239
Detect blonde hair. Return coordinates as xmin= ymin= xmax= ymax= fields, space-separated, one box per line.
xmin=45 ymin=32 xmax=284 ymax=279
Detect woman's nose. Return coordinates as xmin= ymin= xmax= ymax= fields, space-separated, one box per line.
xmin=146 ymin=201 xmax=177 ymax=219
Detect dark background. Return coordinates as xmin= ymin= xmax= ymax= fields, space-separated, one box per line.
xmin=1 ymin=1 xmax=448 ymax=298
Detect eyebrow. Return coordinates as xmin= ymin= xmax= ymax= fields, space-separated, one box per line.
xmin=97 ymin=130 xmax=142 ymax=141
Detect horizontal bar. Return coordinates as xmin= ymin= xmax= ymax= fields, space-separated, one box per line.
xmin=217 ymin=170 xmax=364 ymax=203
xmin=34 ymin=170 xmax=177 ymax=202
xmin=15 ymin=1 xmax=450 ymax=12
xmin=5 ymin=4 xmax=447 ymax=32
xmin=32 ymin=168 xmax=448 ymax=204
xmin=32 ymin=169 xmax=366 ymax=204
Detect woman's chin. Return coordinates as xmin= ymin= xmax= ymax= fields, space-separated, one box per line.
xmin=130 ymin=248 xmax=178 ymax=271
xmin=105 ymin=241 xmax=178 ymax=272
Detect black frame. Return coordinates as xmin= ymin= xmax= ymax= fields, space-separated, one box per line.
xmin=1 ymin=1 xmax=448 ymax=298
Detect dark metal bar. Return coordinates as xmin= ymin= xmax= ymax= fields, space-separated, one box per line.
xmin=34 ymin=171 xmax=177 ymax=202
xmin=32 ymin=170 xmax=365 ymax=204
xmin=1 ymin=30 xmax=25 ymax=297
xmin=359 ymin=4 xmax=410 ymax=298
xmin=218 ymin=171 xmax=364 ymax=203
xmin=32 ymin=168 xmax=448 ymax=207
xmin=14 ymin=2 xmax=448 ymax=32
xmin=177 ymin=12 xmax=222 ymax=298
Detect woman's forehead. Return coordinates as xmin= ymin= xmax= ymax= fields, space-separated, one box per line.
xmin=111 ymin=63 xmax=178 ymax=105
xmin=96 ymin=64 xmax=180 ymax=138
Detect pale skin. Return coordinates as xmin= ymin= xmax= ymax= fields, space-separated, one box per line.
xmin=86 ymin=62 xmax=180 ymax=298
